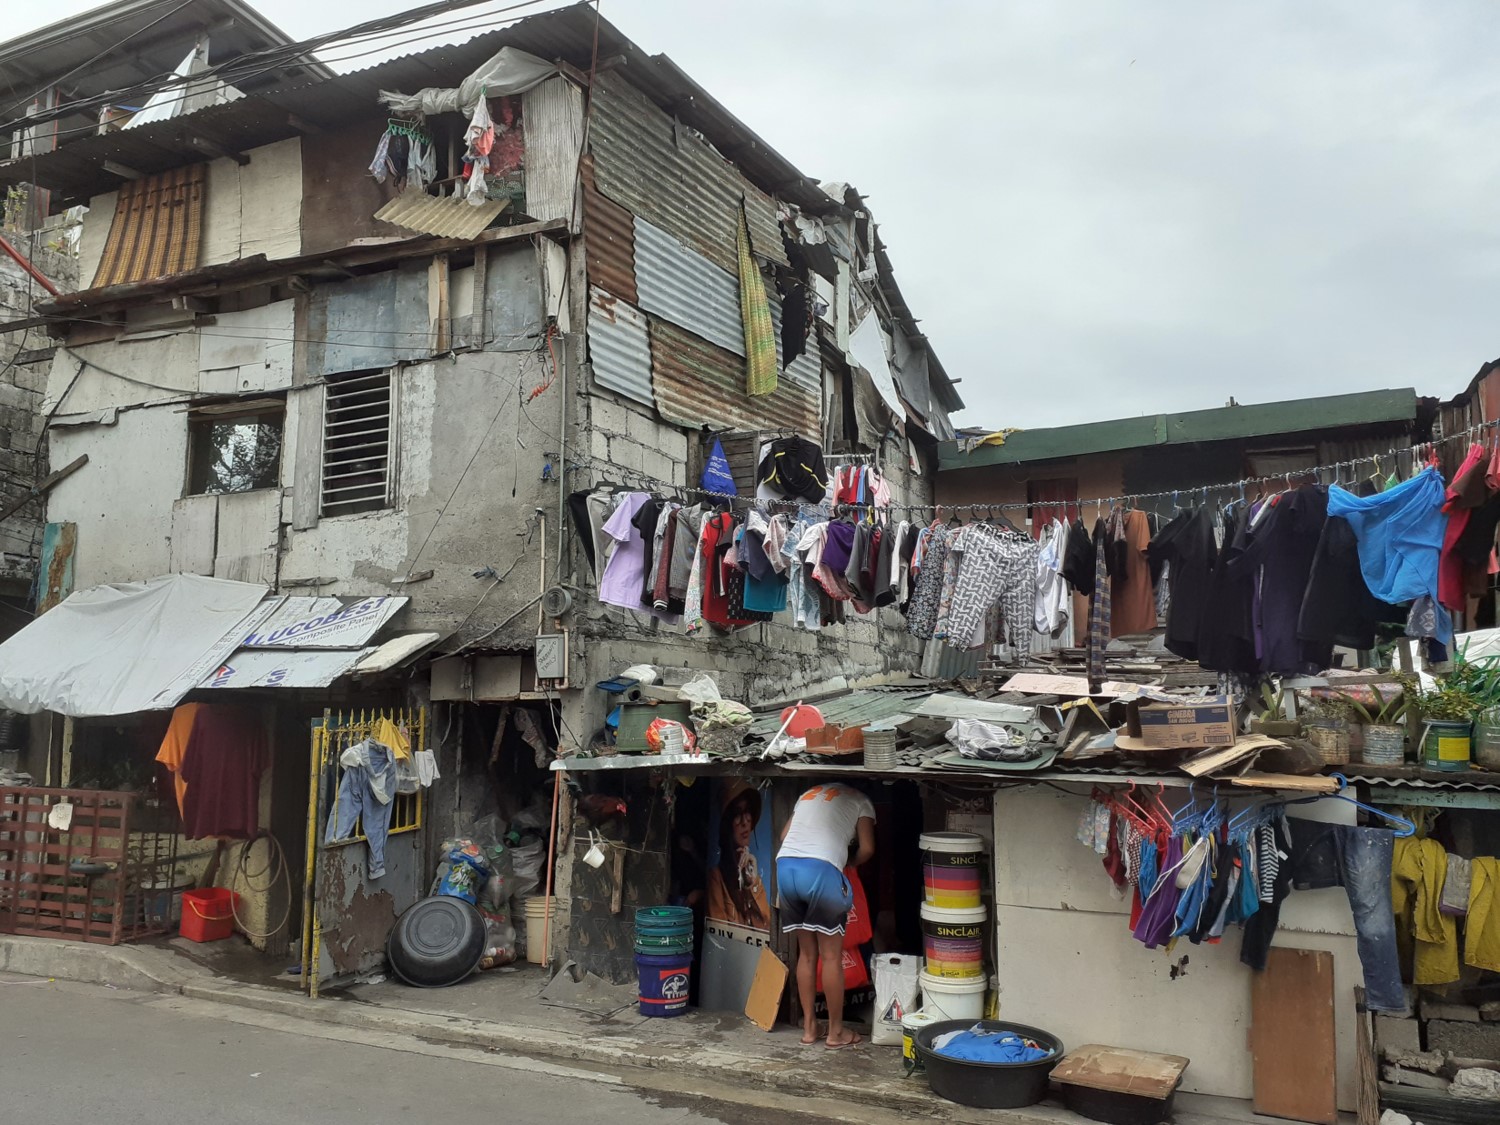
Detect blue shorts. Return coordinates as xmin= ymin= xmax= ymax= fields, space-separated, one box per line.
xmin=776 ymin=857 xmax=852 ymax=935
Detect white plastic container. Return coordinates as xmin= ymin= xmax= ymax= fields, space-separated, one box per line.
xmin=524 ymin=895 xmax=554 ymax=965
xmin=918 ymin=969 xmax=987 ymax=1021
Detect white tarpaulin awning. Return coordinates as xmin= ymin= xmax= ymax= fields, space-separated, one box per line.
xmin=0 ymin=573 xmax=271 ymax=717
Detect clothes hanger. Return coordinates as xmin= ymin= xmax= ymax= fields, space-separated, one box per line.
xmin=1283 ymin=774 xmax=1416 ymax=837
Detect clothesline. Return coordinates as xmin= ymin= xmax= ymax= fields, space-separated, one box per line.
xmin=567 ymin=413 xmax=1497 ymax=518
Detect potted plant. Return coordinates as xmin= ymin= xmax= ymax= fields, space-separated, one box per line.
xmin=1251 ymin=684 xmax=1298 ymax=739
xmin=1414 ymin=683 xmax=1481 ymax=772
xmin=1300 ymin=697 xmax=1352 ymax=766
xmin=1337 ymin=690 xmax=1407 ymax=766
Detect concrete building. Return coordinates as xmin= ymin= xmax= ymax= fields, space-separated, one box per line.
xmin=0 ymin=3 xmax=959 ymax=983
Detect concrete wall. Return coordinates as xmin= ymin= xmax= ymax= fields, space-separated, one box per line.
xmin=992 ymin=786 xmax=1362 ymax=1110
xmin=0 ymin=223 xmax=78 ymax=585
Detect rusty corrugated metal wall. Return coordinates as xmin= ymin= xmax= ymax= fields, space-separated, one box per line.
xmin=582 ymin=159 xmax=636 ymax=304
xmin=589 ymin=69 xmax=786 ymax=275
xmin=650 ymin=317 xmax=818 ymax=436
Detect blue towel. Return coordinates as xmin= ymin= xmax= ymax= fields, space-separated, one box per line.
xmin=933 ymin=1030 xmax=1050 ymax=1064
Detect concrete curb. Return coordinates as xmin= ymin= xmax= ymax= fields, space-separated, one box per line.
xmin=0 ymin=935 xmax=197 ymax=993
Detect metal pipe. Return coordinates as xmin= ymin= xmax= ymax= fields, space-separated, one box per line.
xmin=556 ymin=329 xmax=566 ymax=569
xmin=536 ymin=509 xmax=548 ymax=634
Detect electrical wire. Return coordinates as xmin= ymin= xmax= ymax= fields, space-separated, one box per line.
xmin=564 ymin=415 xmax=1500 ymax=518
xmin=7 ymin=0 xmax=561 ymax=140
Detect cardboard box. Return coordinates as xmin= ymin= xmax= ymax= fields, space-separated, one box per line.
xmin=1127 ymin=695 xmax=1234 ymax=749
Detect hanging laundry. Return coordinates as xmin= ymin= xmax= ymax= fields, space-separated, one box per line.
xmin=737 ymin=203 xmax=778 ymax=396
xmin=702 ymin=438 xmax=737 ymax=496
xmin=1109 ymin=508 xmax=1156 ymax=637
xmin=178 ymin=706 xmax=267 ymax=840
xmin=1327 ymin=467 xmax=1445 ymax=606
xmin=1391 ymin=835 xmax=1459 ymax=986
xmin=463 ymin=95 xmax=495 ymax=206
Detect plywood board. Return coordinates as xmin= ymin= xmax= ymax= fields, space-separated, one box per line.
xmin=1251 ymin=947 xmax=1336 ymax=1124
xmin=1232 ymin=772 xmax=1339 ymax=793
xmin=1001 ymin=673 xmax=1144 ymax=698
xmin=169 ymin=495 xmax=217 ymax=576
xmin=1052 ymin=1044 xmax=1189 ymax=1098
xmin=744 ymin=948 xmax=789 ymax=1032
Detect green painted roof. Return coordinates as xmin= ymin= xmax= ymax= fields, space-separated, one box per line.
xmin=939 ymin=388 xmax=1419 ymax=471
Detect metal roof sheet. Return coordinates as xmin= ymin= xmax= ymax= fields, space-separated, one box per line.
xmin=587 ymin=285 xmax=654 ymax=408
xmin=649 ymin=315 xmax=818 ymax=437
xmin=582 ymin=159 xmax=637 ymax=304
xmin=939 ymin=388 xmax=1422 ymax=471
xmin=747 ymin=686 xmax=936 ymax=738
xmin=634 ymin=215 xmax=742 ymax=356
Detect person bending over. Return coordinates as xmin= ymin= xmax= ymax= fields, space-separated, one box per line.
xmin=776 ymin=783 xmax=876 ymax=1049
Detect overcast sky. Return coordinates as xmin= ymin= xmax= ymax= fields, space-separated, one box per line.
xmin=11 ymin=0 xmax=1500 ymax=428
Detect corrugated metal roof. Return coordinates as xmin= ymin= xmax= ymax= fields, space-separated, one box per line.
xmin=582 ymin=158 xmax=637 ymax=304
xmin=650 ymin=315 xmax=818 ymax=437
xmin=938 ymin=388 xmax=1422 ymax=471
xmin=634 ymin=215 xmax=741 ymax=356
xmin=589 ymin=68 xmax=786 ymax=279
xmin=588 ymin=285 xmax=654 ymax=408
xmin=747 ymin=686 xmax=936 ymax=738
xmin=374 ymin=192 xmax=508 ymax=239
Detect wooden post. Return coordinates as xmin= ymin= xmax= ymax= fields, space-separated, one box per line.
xmin=429 ymin=253 xmax=450 ymax=354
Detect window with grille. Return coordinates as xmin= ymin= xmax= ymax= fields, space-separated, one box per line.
xmin=321 ymin=370 xmax=395 ymax=517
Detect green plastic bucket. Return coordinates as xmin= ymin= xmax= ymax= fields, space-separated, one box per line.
xmin=1421 ymin=720 xmax=1472 ymax=772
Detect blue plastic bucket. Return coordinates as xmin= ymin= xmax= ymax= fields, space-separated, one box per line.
xmin=636 ymin=952 xmax=692 ymax=1018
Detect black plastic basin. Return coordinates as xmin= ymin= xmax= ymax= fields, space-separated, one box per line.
xmin=912 ymin=1019 xmax=1064 ymax=1109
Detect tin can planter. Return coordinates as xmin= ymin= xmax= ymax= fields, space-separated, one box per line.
xmin=1359 ymin=724 xmax=1406 ymax=766
xmin=1306 ymin=719 xmax=1350 ymax=766
xmin=1422 ymin=720 xmax=1473 ymax=772
xmin=1475 ymin=719 xmax=1500 ymax=772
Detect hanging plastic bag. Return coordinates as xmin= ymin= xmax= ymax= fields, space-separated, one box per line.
xmin=679 ymin=673 xmax=723 ymax=708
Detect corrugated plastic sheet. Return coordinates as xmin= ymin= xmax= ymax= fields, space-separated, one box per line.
xmin=588 ymin=286 xmax=654 ymax=407
xmin=582 ymin=159 xmax=637 ymax=304
xmin=373 ymin=192 xmax=508 ymax=240
xmin=649 ymin=316 xmax=817 ymax=436
xmin=589 ymin=69 xmax=786 ymax=278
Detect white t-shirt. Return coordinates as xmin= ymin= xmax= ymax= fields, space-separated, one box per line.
xmin=778 ymin=784 xmax=876 ymax=870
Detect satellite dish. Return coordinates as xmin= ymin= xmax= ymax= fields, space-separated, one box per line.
xmin=542 ymin=586 xmax=573 ymax=618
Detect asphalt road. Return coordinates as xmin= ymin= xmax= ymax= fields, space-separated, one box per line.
xmin=0 ymin=975 xmax=896 ymax=1125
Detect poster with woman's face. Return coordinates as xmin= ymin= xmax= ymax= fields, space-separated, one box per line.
xmin=705 ymin=778 xmax=772 ymax=932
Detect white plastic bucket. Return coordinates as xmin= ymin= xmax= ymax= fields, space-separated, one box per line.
xmin=524 ymin=895 xmax=554 ymax=965
xmin=901 ymin=1009 xmax=944 ymax=1063
xmin=919 ymin=969 xmax=987 ymax=1022
xmin=919 ymin=902 xmax=987 ymax=978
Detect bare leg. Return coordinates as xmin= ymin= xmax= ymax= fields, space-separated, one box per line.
xmin=795 ymin=930 xmax=819 ymax=1043
xmin=819 ymin=931 xmax=858 ymax=1047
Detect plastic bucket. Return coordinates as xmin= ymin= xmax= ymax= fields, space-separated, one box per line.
xmin=919 ymin=970 xmax=988 ymax=1021
xmin=636 ymin=952 xmax=692 ymax=1017
xmin=1422 ymin=720 xmax=1472 ymax=772
xmin=920 ymin=832 xmax=985 ymax=909
xmin=180 ymin=887 xmax=237 ymax=943
xmin=920 ymin=903 xmax=986 ymax=978
xmin=524 ymin=895 xmax=554 ymax=965
xmin=902 ymin=1009 xmax=943 ymax=1071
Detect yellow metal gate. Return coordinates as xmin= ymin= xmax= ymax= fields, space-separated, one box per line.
xmin=302 ymin=707 xmax=426 ymax=995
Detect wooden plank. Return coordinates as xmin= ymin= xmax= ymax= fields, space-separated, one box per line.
xmin=0 ymin=454 xmax=88 ymax=523
xmin=213 ymin=490 xmax=279 ymax=586
xmin=291 ymin=383 xmax=325 ymax=531
xmin=1051 ymin=1044 xmax=1189 ymax=1098
xmin=429 ymin=253 xmax=450 ymax=354
xmin=1251 ymin=947 xmax=1337 ymax=1124
xmin=1354 ymin=989 xmax=1379 ymax=1125
xmin=471 ymin=244 xmax=488 ymax=345
xmin=169 ymin=495 xmax=217 ymax=575
xmin=1230 ymin=772 xmax=1339 ymax=793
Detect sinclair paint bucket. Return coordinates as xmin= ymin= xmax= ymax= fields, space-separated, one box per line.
xmin=919 ymin=903 xmax=986 ymax=979
xmin=920 ymin=832 xmax=985 ymax=909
